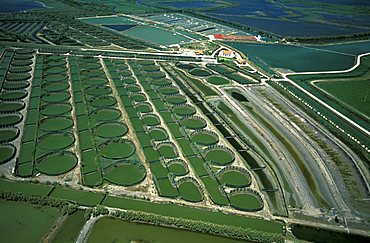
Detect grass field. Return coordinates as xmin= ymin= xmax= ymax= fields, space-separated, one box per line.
xmin=315 ymin=79 xmax=370 ymax=118
xmin=0 ymin=199 xmax=59 ymax=243
xmin=124 ymin=26 xmax=192 ymax=45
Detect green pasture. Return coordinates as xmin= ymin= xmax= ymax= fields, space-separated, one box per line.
xmin=0 ymin=200 xmax=59 ymax=243
xmin=124 ymin=26 xmax=192 ymax=46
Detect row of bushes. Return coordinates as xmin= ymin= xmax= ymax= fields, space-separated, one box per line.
xmin=0 ymin=191 xmax=78 ymax=215
xmin=108 ymin=209 xmax=284 ymax=243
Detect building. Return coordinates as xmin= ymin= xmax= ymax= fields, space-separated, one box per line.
xmin=219 ymin=49 xmax=235 ymax=58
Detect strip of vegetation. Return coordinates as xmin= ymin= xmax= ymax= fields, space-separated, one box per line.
xmin=98 ymin=210 xmax=285 ymax=243
xmin=0 ymin=191 xmax=78 ymax=215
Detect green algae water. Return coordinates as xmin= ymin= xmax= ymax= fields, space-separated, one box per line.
xmin=87 ymin=217 xmax=248 ymax=243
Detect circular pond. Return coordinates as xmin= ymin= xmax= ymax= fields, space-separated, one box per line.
xmin=89 ymin=96 xmax=116 ymax=108
xmin=122 ymin=78 xmax=136 ymax=84
xmin=94 ymin=122 xmax=128 ymax=138
xmin=39 ymin=117 xmax=73 ymax=132
xmin=180 ymin=117 xmax=207 ymax=130
xmin=204 ymin=147 xmax=235 ymax=166
xmin=0 ymin=128 xmax=19 ymax=143
xmin=189 ymin=68 xmax=212 ymax=77
xmin=41 ymin=92 xmax=70 ymax=103
xmin=6 ymin=73 xmax=31 ymax=82
xmin=90 ymin=108 xmax=121 ymax=122
xmin=220 ymin=170 xmax=251 ymax=188
xmin=43 ymin=74 xmax=67 ymax=83
xmin=142 ymin=115 xmax=160 ymax=126
xmin=100 ymin=140 xmax=135 ymax=159
xmin=0 ymin=114 xmax=23 ymax=127
xmin=41 ymin=103 xmax=71 ymax=116
xmin=158 ymin=86 xmax=179 ymax=95
xmin=152 ymin=79 xmax=172 ymax=87
xmin=191 ymin=131 xmax=219 ymax=146
xmin=42 ymin=82 xmax=69 ymax=92
xmin=36 ymin=152 xmax=77 ymax=175
xmin=158 ymin=143 xmax=177 ymax=159
xmin=126 ymin=84 xmax=141 ymax=93
xmin=168 ymin=161 xmax=188 ymax=176
xmin=229 ymin=192 xmax=263 ymax=211
xmin=165 ymin=95 xmax=187 ymax=105
xmin=130 ymin=93 xmax=146 ymax=103
xmin=0 ymin=144 xmax=16 ymax=164
xmin=0 ymin=90 xmax=28 ymax=100
xmin=3 ymin=81 xmax=30 ymax=90
xmin=82 ymin=77 xmax=107 ymax=86
xmin=104 ymin=163 xmax=146 ymax=186
xmin=85 ymin=86 xmax=112 ymax=96
xmin=173 ymin=105 xmax=196 ymax=117
xmin=136 ymin=103 xmax=152 ymax=113
xmin=0 ymin=101 xmax=25 ymax=113
xmin=207 ymin=76 xmax=230 ymax=85
xmin=176 ymin=63 xmax=196 ymax=70
xmin=149 ymin=127 xmax=168 ymax=141
xmin=147 ymin=72 xmax=165 ymax=79
xmin=178 ymin=181 xmax=203 ymax=202
xmin=38 ymin=133 xmax=74 ymax=150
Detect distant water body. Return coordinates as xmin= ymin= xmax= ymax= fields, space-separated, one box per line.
xmin=0 ymin=0 xmax=45 ymax=13
xmin=201 ymin=0 xmax=370 ymax=37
